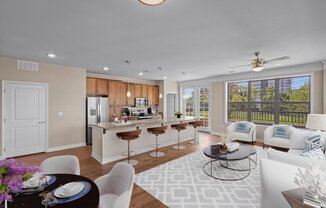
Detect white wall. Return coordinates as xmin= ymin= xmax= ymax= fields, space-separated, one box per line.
xmin=163 ymin=80 xmax=178 ymax=118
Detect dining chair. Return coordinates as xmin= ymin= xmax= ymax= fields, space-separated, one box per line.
xmin=94 ymin=162 xmax=135 ymax=208
xmin=40 ymin=155 xmax=80 ymax=175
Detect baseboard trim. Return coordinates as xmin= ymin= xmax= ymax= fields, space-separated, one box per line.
xmin=47 ymin=142 xmax=86 ymax=153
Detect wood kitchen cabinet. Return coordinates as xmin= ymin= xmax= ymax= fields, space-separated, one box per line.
xmin=134 ymin=84 xmax=142 ymax=98
xmin=141 ymin=84 xmax=148 ymax=98
xmin=147 ymin=85 xmax=153 ymax=105
xmin=153 ymin=85 xmax=160 ymax=106
xmin=108 ymin=80 xmax=116 ymax=105
xmin=120 ymin=82 xmax=127 ymax=106
xmin=97 ymin=79 xmax=108 ymax=95
xmin=127 ymin=83 xmax=135 ymax=106
xmin=86 ymin=78 xmax=108 ymax=96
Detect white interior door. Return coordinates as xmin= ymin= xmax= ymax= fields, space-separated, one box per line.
xmin=4 ymin=82 xmax=47 ymax=157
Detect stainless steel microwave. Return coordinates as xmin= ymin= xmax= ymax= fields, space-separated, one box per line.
xmin=135 ymin=98 xmax=148 ymax=107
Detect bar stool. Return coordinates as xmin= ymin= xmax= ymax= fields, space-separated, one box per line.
xmin=147 ymin=125 xmax=168 ymax=157
xmin=116 ymin=129 xmax=142 ymax=166
xmin=171 ymin=122 xmax=188 ymax=150
xmin=188 ymin=120 xmax=204 ymax=144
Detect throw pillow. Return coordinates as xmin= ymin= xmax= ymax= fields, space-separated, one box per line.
xmin=303 ymin=131 xmax=322 ymax=152
xmin=273 ymin=125 xmax=290 ymax=139
xmin=300 ymin=148 xmax=325 ymax=160
xmin=235 ymin=122 xmax=250 ymax=133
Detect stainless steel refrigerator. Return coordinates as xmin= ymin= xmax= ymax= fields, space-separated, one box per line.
xmin=86 ymin=96 xmax=109 ymax=145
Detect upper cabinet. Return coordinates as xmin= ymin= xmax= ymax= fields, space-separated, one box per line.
xmin=86 ymin=78 xmax=108 ymax=96
xmin=147 ymin=85 xmax=153 ymax=105
xmin=141 ymin=84 xmax=148 ymax=98
xmin=127 ymin=83 xmax=135 ymax=106
xmin=153 ymin=85 xmax=160 ymax=106
xmin=134 ymin=84 xmax=142 ymax=98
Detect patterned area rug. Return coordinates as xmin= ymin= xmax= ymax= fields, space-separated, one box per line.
xmin=135 ymin=146 xmax=267 ymax=208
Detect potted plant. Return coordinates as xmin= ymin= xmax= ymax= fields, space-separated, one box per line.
xmin=0 ymin=159 xmax=39 ymax=207
xmin=175 ymin=112 xmax=183 ymax=118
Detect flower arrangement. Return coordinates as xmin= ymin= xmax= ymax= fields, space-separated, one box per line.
xmin=220 ymin=135 xmax=233 ymax=145
xmin=294 ymin=163 xmax=326 ymax=204
xmin=0 ymin=159 xmax=39 ymax=204
xmin=175 ymin=112 xmax=183 ymax=118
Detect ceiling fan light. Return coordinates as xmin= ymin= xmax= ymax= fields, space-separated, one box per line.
xmin=138 ymin=0 xmax=165 ymax=6
xmin=252 ymin=66 xmax=264 ymax=72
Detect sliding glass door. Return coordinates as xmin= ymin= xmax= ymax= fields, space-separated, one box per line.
xmin=182 ymin=85 xmax=210 ymax=131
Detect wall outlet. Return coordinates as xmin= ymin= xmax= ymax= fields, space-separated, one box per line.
xmin=58 ymin=112 xmax=64 ymax=117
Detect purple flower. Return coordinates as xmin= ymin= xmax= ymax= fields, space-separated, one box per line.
xmin=0 ymin=159 xmax=40 ymax=203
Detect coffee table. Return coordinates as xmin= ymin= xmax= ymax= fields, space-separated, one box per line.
xmin=203 ymin=144 xmax=257 ymax=181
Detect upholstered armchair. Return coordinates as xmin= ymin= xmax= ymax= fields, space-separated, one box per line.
xmin=263 ymin=125 xmax=291 ymax=149
xmin=226 ymin=122 xmax=257 ymax=144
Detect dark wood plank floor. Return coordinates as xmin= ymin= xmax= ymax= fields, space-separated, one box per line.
xmin=14 ymin=133 xmax=263 ymax=208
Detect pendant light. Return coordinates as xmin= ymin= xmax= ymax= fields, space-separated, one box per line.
xmin=127 ymin=82 xmax=131 ymax=98
xmin=159 ymin=93 xmax=163 ymax=99
xmin=139 ymin=0 xmax=165 ymax=6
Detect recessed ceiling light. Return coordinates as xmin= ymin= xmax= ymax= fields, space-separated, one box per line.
xmin=163 ymin=76 xmax=167 ymax=79
xmin=46 ymin=53 xmax=56 ymax=58
xmin=139 ymin=0 xmax=165 ymax=6
xmin=138 ymin=72 xmax=143 ymax=76
xmin=104 ymin=67 xmax=109 ymax=71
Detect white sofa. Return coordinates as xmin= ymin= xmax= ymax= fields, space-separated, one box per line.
xmin=263 ymin=125 xmax=291 ymax=149
xmin=226 ymin=122 xmax=257 ymax=144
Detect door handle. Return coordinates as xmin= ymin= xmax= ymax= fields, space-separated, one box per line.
xmin=38 ymin=121 xmax=45 ymax=124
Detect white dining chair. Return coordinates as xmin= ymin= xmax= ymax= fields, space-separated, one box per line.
xmin=40 ymin=155 xmax=80 ymax=175
xmin=94 ymin=162 xmax=135 ymax=208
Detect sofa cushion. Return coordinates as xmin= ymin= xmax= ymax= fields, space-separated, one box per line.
xmin=303 ymin=131 xmax=323 ymax=152
xmin=264 ymin=136 xmax=290 ymax=149
xmin=273 ymin=125 xmax=290 ymax=139
xmin=231 ymin=132 xmax=250 ymax=141
xmin=300 ymin=148 xmax=325 ymax=160
xmin=267 ymin=149 xmax=326 ymax=171
xmin=235 ymin=122 xmax=250 ymax=133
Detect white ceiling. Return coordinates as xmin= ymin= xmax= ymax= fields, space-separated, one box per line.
xmin=1 ymin=0 xmax=326 ymax=81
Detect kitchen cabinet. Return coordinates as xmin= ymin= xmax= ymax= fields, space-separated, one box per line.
xmin=86 ymin=78 xmax=108 ymax=96
xmin=86 ymin=78 xmax=97 ymax=96
xmin=134 ymin=84 xmax=142 ymax=98
xmin=153 ymin=85 xmax=160 ymax=106
xmin=120 ymin=82 xmax=127 ymax=106
xmin=147 ymin=85 xmax=153 ymax=105
xmin=127 ymin=83 xmax=135 ymax=106
xmin=141 ymin=84 xmax=148 ymax=98
xmin=97 ymin=79 xmax=108 ymax=95
xmin=108 ymin=80 xmax=116 ymax=106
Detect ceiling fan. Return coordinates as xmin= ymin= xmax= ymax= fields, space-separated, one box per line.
xmin=231 ymin=52 xmax=290 ymax=72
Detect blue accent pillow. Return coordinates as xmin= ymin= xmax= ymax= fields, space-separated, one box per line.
xmin=235 ymin=122 xmax=250 ymax=133
xmin=300 ymin=148 xmax=325 ymax=160
xmin=303 ymin=132 xmax=322 ymax=153
xmin=273 ymin=125 xmax=290 ymax=139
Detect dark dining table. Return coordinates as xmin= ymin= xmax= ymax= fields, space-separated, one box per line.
xmin=8 ymin=174 xmax=99 ymax=208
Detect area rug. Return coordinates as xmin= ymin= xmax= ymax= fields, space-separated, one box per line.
xmin=135 ymin=146 xmax=267 ymax=208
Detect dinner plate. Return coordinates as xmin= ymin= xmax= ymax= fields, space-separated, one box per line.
xmin=23 ymin=175 xmax=51 ymax=189
xmin=54 ymin=182 xmax=84 ymax=198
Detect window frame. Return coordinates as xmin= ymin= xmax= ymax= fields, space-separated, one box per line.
xmin=226 ymin=75 xmax=311 ymax=127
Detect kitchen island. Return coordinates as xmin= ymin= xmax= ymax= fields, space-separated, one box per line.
xmin=91 ymin=117 xmax=197 ymax=164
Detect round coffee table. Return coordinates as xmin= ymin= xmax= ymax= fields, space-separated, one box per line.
xmin=203 ymin=143 xmax=257 ymax=181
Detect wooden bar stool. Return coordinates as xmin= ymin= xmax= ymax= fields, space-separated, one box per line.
xmin=189 ymin=120 xmax=204 ymax=144
xmin=116 ymin=129 xmax=142 ymax=166
xmin=147 ymin=125 xmax=168 ymax=157
xmin=171 ymin=123 xmax=188 ymax=150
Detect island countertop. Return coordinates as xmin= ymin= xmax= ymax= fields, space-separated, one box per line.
xmin=91 ymin=117 xmax=197 ymax=130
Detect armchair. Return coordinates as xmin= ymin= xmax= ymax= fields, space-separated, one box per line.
xmin=226 ymin=122 xmax=257 ymax=145
xmin=263 ymin=125 xmax=291 ymax=149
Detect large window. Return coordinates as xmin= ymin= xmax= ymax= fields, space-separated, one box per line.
xmin=227 ymin=76 xmax=310 ymax=127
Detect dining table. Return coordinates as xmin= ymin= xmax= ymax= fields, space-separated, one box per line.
xmin=8 ymin=174 xmax=100 ymax=208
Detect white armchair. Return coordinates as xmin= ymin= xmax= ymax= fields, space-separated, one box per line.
xmin=227 ymin=122 xmax=257 ymax=144
xmin=40 ymin=155 xmax=80 ymax=175
xmin=263 ymin=125 xmax=291 ymax=149
xmin=94 ymin=162 xmax=135 ymax=208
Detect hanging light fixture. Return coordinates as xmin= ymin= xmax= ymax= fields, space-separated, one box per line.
xmin=139 ymin=0 xmax=165 ymax=6
xmin=159 ymin=93 xmax=163 ymax=99
xmin=127 ymin=82 xmax=131 ymax=98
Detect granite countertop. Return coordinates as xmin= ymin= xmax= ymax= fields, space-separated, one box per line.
xmin=91 ymin=117 xmax=197 ymax=130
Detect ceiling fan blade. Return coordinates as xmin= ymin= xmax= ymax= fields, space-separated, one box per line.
xmin=265 ymin=56 xmax=290 ymax=63
xmin=230 ymin=64 xmax=251 ymax=69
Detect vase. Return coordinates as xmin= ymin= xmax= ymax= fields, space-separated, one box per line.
xmin=1 ymin=200 xmax=7 ymax=208
xmin=176 ymin=115 xmax=181 ymax=118
xmin=219 ymin=144 xmax=228 ymax=153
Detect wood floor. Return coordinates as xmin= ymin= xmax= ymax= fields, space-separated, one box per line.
xmin=14 ymin=133 xmax=263 ymax=208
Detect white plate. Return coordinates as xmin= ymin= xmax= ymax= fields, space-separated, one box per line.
xmin=54 ymin=182 xmax=84 ymax=198
xmin=23 ymin=175 xmax=51 ymax=189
